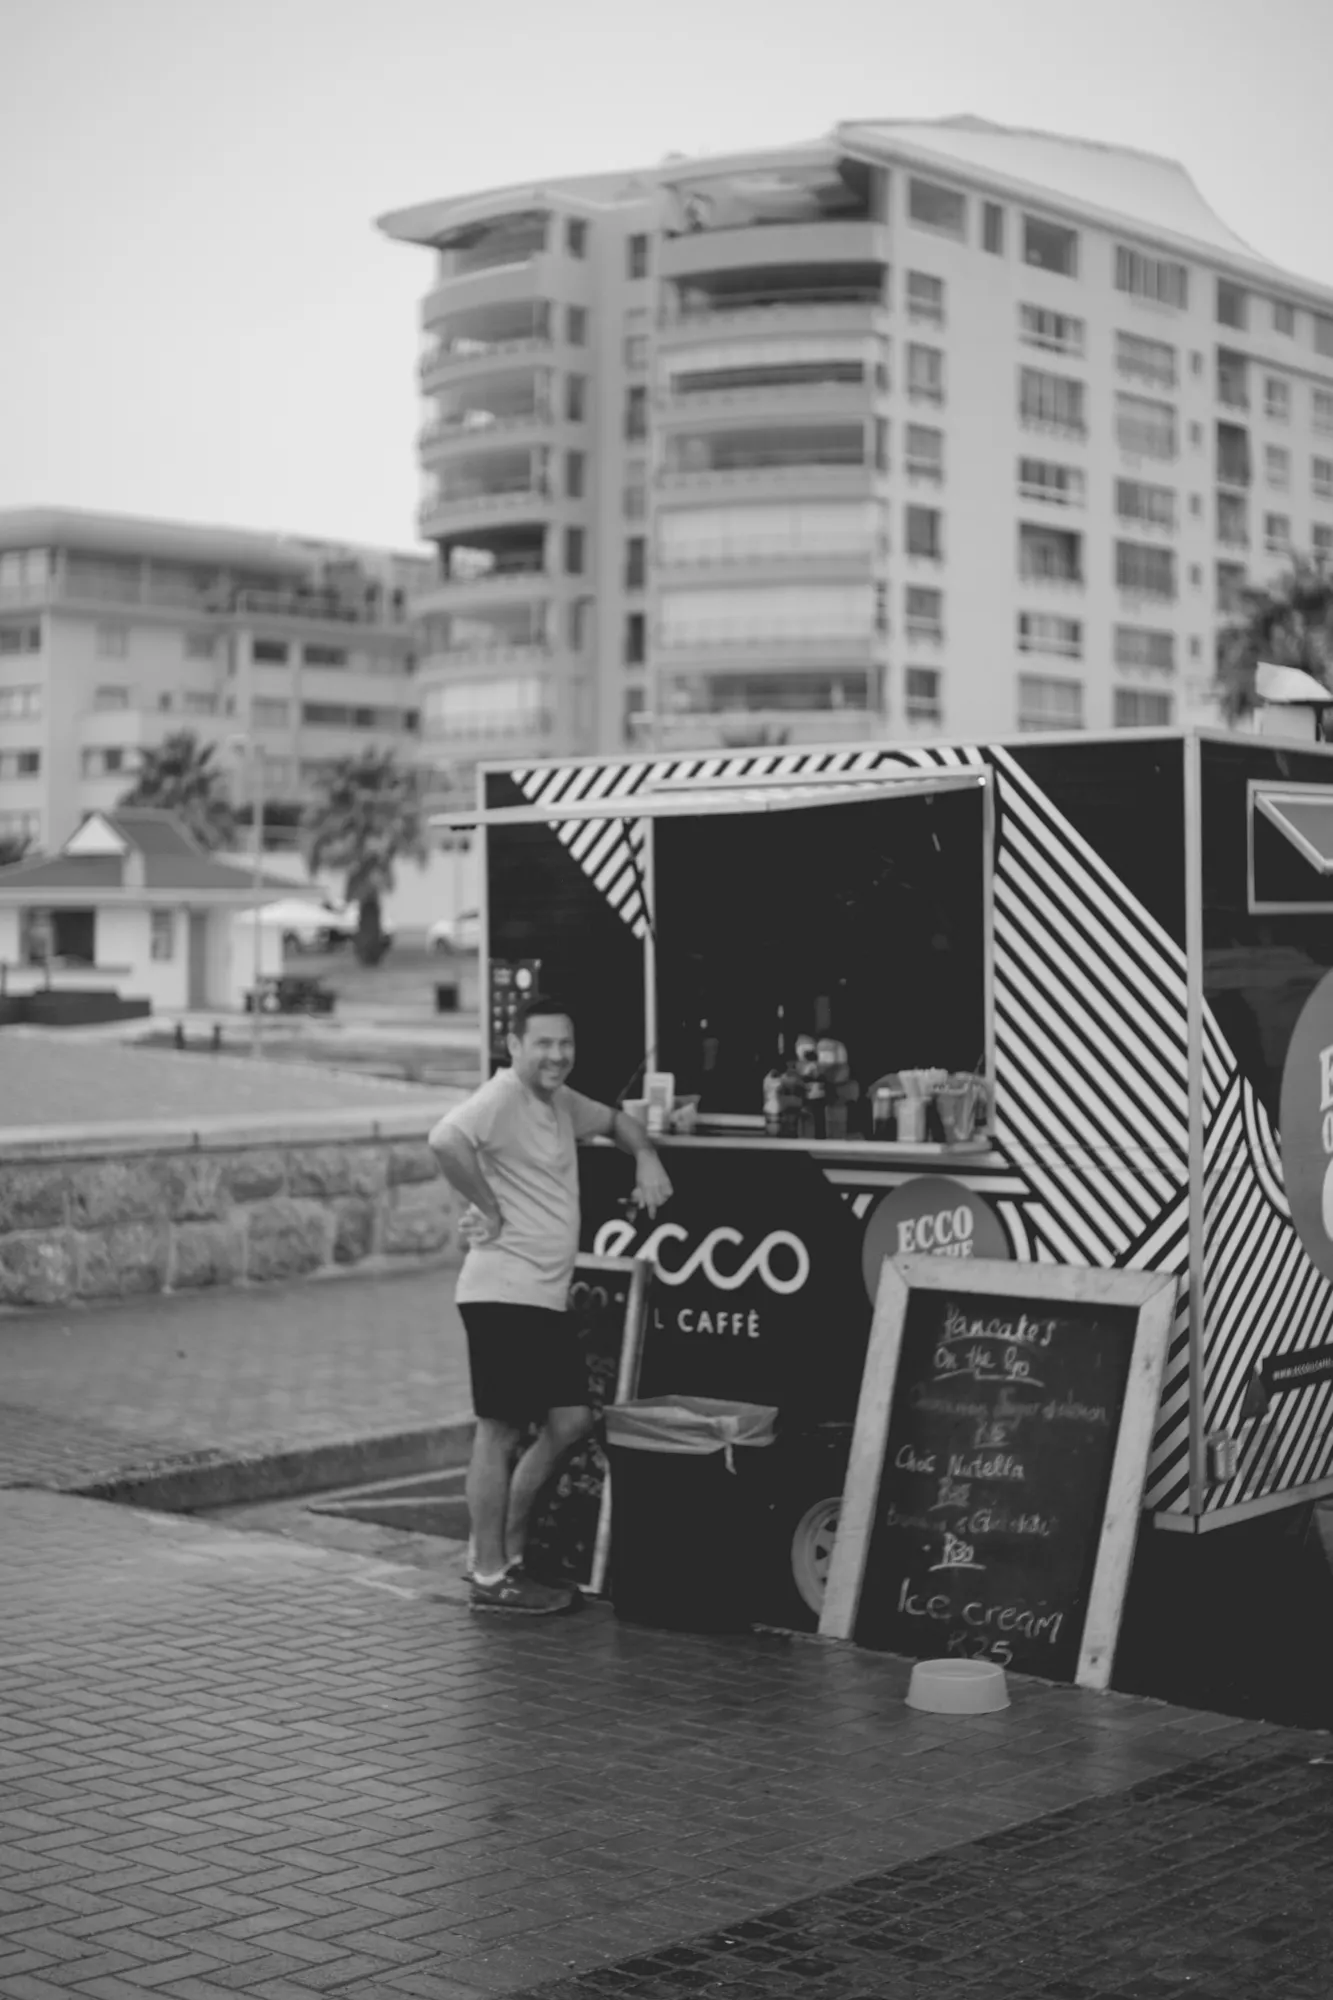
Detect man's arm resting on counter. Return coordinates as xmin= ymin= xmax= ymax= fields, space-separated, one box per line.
xmin=606 ymin=1110 xmax=673 ymax=1213
xmin=428 ymin=1122 xmax=502 ymax=1230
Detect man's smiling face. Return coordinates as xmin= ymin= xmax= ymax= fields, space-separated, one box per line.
xmin=509 ymin=1012 xmax=575 ymax=1099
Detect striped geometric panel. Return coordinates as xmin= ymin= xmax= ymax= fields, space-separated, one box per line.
xmin=1198 ymin=1064 xmax=1333 ymax=1511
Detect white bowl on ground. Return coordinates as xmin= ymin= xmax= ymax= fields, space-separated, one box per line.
xmin=906 ymin=1658 xmax=1010 ymax=1713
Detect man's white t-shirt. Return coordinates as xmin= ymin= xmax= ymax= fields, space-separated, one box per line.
xmin=441 ymin=1067 xmax=612 ymax=1311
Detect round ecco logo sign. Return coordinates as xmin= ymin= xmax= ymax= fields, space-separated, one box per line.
xmin=1279 ymin=968 xmax=1333 ymax=1281
xmin=860 ymin=1177 xmax=1010 ymax=1302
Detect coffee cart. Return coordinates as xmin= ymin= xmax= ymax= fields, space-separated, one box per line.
xmin=447 ymin=730 xmax=1333 ymax=1684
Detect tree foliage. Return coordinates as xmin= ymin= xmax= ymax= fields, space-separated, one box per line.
xmin=1216 ymin=554 xmax=1333 ymax=722
xmin=300 ymin=749 xmax=427 ymax=966
xmin=0 ymin=834 xmax=32 ymax=869
xmin=117 ymin=731 xmax=238 ymax=850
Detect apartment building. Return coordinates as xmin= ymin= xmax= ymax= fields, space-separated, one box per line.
xmin=0 ymin=509 xmax=431 ymax=851
xmin=379 ymin=115 xmax=1333 ymax=760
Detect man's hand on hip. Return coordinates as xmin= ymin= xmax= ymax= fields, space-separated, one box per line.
xmin=459 ymin=1203 xmax=503 ymax=1247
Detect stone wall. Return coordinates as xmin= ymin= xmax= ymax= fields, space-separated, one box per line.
xmin=0 ymin=1118 xmax=462 ymax=1309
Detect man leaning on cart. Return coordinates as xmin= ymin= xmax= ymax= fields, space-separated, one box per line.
xmin=429 ymin=992 xmax=672 ymax=1615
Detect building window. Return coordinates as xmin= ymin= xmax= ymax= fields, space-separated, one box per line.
xmin=1217 ymin=490 xmax=1249 ymax=546
xmin=624 ymin=476 xmax=647 ymax=519
xmin=0 ymin=685 xmax=41 ymax=718
xmin=1115 ymin=393 xmax=1177 ymax=459
xmin=1217 ymin=348 xmax=1249 ymax=409
xmin=96 ymin=625 xmax=129 ymax=657
xmin=1216 ymin=421 xmax=1251 ymax=486
xmin=1023 ymin=216 xmax=1078 ymax=277
xmin=1116 ymin=542 xmax=1176 ymax=598
xmin=0 ymin=810 xmax=42 ymax=844
xmin=1264 ymin=513 xmax=1292 ymax=552
xmin=1019 ymin=524 xmax=1083 ymax=583
xmin=566 ymin=304 xmax=587 ymax=345
xmin=158 ymin=691 xmax=173 ymax=711
xmin=1115 ymin=331 xmax=1176 ymax=387
xmin=1114 ymin=689 xmax=1173 ymax=727
xmin=0 ymin=622 xmax=40 ymax=653
xmin=1216 ymin=279 xmax=1248 ymax=329
xmin=1115 ymin=479 xmax=1176 ymax=530
xmin=1020 ymin=305 xmax=1084 ymax=355
xmin=565 ymin=526 xmax=585 ymax=575
xmin=150 ymin=910 xmax=176 ymax=962
xmin=566 ymin=450 xmax=585 ymax=498
xmin=1274 ymin=300 xmax=1296 ymax=337
xmin=1020 ymin=367 xmax=1086 ymax=437
xmin=627 ymin=233 xmax=649 ymax=280
xmin=252 ymin=638 xmax=289 ymax=664
xmin=905 ymin=506 xmax=943 ymax=560
xmin=1216 ymin=561 xmax=1247 ymax=613
xmin=625 ymin=536 xmax=646 ymax=589
xmin=625 ymin=384 xmax=647 ymax=439
xmin=623 ymin=686 xmax=646 ymax=745
xmin=81 ymin=746 xmax=128 ymax=776
xmin=1115 ymin=627 xmax=1175 ymax=670
xmin=1313 ymin=456 xmax=1333 ymax=498
xmin=0 ymin=549 xmax=49 ymax=592
xmin=1265 ymin=377 xmax=1291 ymax=421
xmin=908 ymin=178 xmax=966 ymax=239
xmin=0 ymin=749 xmax=42 ymax=779
xmin=1315 ymin=525 xmax=1333 ymax=558
xmin=624 ymin=333 xmax=649 ymax=369
xmin=1018 ymin=458 xmax=1085 ymax=506
xmin=303 ymin=644 xmax=346 ymax=667
xmin=566 ymin=217 xmax=587 ymax=258
xmin=1314 ymin=389 xmax=1333 ymax=433
xmin=1265 ymin=445 xmax=1290 ymax=489
xmin=1018 ymin=613 xmax=1082 ymax=658
xmin=1315 ymin=316 xmax=1333 ymax=358
xmin=183 ymin=691 xmax=218 ymax=716
xmin=906 ymin=272 xmax=945 ymax=325
xmin=184 ymin=632 xmax=214 ymax=659
xmin=1017 ymin=674 xmax=1083 ymax=732
xmin=905 ymin=425 xmax=944 ymax=481
xmin=1114 ymin=246 xmax=1189 ymax=309
xmin=251 ymin=697 xmax=290 ymax=729
xmin=624 ymin=612 xmax=646 ymax=664
xmin=905 ymin=586 xmax=943 ymax=642
xmin=905 ymin=666 xmax=942 ymax=724
xmin=907 ymin=345 xmax=945 ymax=405
xmin=564 ymin=373 xmax=585 ymax=423
xmin=93 ymin=684 xmax=129 ymax=710
xmin=982 ymin=202 xmax=1004 ymax=254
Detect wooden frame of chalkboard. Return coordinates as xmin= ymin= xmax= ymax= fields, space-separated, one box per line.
xmin=521 ymin=1254 xmax=652 ymax=1597
xmin=819 ymin=1255 xmax=1178 ymax=1689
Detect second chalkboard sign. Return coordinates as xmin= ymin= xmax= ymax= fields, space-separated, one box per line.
xmin=820 ymin=1256 xmax=1176 ymax=1689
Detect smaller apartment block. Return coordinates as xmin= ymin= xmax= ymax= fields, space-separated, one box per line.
xmin=0 ymin=510 xmax=431 ymax=851
xmin=379 ymin=116 xmax=1333 ymax=764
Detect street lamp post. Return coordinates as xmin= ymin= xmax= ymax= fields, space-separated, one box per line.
xmin=226 ymin=733 xmax=265 ymax=1059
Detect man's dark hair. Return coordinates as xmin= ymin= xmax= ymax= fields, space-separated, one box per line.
xmin=511 ymin=993 xmax=576 ymax=1037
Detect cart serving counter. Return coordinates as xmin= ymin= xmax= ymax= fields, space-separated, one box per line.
xmin=446 ymin=730 xmax=1333 ymax=1680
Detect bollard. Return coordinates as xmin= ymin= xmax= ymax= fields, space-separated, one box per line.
xmin=173 ymin=1022 xmax=185 ymax=1050
xmin=211 ymin=1023 xmax=222 ymax=1054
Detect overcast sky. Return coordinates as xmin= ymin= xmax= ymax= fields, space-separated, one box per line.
xmin=4 ymin=0 xmax=1331 ymax=552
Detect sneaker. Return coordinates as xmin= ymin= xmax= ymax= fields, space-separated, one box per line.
xmin=469 ymin=1570 xmax=575 ymax=1616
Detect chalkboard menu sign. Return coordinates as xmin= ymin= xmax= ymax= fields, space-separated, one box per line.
xmin=521 ymin=1255 xmax=650 ymax=1595
xmin=821 ymin=1256 xmax=1175 ymax=1689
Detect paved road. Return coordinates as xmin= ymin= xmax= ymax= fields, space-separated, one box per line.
xmin=6 ymin=1482 xmax=1328 ymax=2000
xmin=0 ymin=1034 xmax=447 ymax=1132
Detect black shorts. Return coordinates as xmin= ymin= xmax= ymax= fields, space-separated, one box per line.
xmin=459 ymin=1303 xmax=589 ymax=1425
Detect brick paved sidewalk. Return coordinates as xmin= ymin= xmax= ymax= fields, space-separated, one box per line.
xmin=4 ymin=1485 xmax=1330 ymax=2000
xmin=0 ymin=1265 xmax=471 ymax=1491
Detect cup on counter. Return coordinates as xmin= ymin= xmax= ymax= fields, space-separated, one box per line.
xmin=622 ymin=1098 xmax=649 ymax=1125
xmin=894 ymin=1097 xmax=928 ymax=1143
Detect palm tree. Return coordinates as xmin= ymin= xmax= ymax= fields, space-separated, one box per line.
xmin=1217 ymin=554 xmax=1333 ymax=724
xmin=301 ymin=749 xmax=427 ymax=966
xmin=118 ymin=731 xmax=237 ymax=849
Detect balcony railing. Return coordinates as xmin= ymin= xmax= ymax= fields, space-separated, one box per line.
xmin=431 ymin=563 xmax=548 ymax=592
xmin=419 ymin=333 xmax=550 ymax=376
xmin=419 ymin=408 xmax=548 ymax=448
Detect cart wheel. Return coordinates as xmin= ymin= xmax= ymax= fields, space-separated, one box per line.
xmin=788 ymin=1496 xmax=841 ymax=1618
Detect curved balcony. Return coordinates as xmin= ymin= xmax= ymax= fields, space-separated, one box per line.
xmin=657 ymin=462 xmax=883 ymax=505
xmin=659 ymin=220 xmax=890 ymax=280
xmin=657 ymin=379 xmax=879 ymax=426
xmin=659 ymin=299 xmax=888 ymax=349
xmin=419 ymin=409 xmax=554 ymax=459
xmin=655 ymin=631 xmax=883 ymax=674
